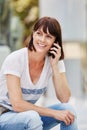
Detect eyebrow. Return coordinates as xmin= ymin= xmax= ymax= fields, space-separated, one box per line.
xmin=37 ymin=27 xmax=54 ymax=37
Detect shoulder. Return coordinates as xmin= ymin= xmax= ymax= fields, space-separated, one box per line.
xmin=4 ymin=47 xmax=27 ymax=62
xmin=8 ymin=47 xmax=27 ymax=57
xmin=0 ymin=48 xmax=27 ymax=76
xmin=1 ymin=47 xmax=27 ymax=70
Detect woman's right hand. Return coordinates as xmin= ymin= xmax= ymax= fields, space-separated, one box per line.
xmin=53 ymin=110 xmax=75 ymax=125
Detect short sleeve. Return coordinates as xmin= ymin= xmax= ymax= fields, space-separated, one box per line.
xmin=58 ymin=60 xmax=65 ymax=73
xmin=1 ymin=51 xmax=24 ymax=77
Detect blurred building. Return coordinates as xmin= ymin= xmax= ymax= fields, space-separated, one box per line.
xmin=0 ymin=0 xmax=11 ymax=46
xmin=0 ymin=0 xmax=87 ymax=96
xmin=39 ymin=0 xmax=87 ymax=98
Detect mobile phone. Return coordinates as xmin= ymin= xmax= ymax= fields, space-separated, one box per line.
xmin=48 ymin=41 xmax=58 ymax=58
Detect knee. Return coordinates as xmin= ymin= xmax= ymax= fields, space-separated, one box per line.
xmin=60 ymin=103 xmax=78 ymax=129
xmin=22 ymin=110 xmax=42 ymax=122
xmin=28 ymin=110 xmax=42 ymax=122
xmin=23 ymin=110 xmax=43 ymax=129
xmin=51 ymin=103 xmax=77 ymax=116
xmin=62 ymin=103 xmax=77 ymax=117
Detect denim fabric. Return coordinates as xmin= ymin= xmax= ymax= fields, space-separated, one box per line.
xmin=41 ymin=103 xmax=78 ymax=130
xmin=0 ymin=110 xmax=43 ymax=130
xmin=0 ymin=103 xmax=78 ymax=130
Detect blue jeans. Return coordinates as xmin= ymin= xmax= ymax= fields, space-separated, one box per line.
xmin=0 ymin=103 xmax=78 ymax=130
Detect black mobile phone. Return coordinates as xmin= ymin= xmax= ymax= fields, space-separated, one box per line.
xmin=48 ymin=41 xmax=58 ymax=58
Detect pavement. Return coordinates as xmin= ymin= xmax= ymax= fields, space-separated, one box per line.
xmin=73 ymin=96 xmax=87 ymax=130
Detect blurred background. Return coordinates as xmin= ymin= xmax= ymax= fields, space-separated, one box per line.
xmin=0 ymin=0 xmax=87 ymax=130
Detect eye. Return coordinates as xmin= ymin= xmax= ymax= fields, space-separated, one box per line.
xmin=46 ymin=35 xmax=52 ymax=39
xmin=36 ymin=31 xmax=41 ymax=35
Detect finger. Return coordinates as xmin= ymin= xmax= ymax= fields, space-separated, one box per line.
xmin=53 ymin=45 xmax=61 ymax=55
xmin=54 ymin=43 xmax=61 ymax=49
xmin=50 ymin=46 xmax=58 ymax=53
xmin=49 ymin=50 xmax=56 ymax=58
xmin=62 ymin=115 xmax=72 ymax=125
xmin=62 ymin=111 xmax=74 ymax=125
xmin=68 ymin=114 xmax=75 ymax=124
xmin=50 ymin=46 xmax=61 ymax=55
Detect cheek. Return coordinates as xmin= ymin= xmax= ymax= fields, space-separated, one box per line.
xmin=47 ymin=41 xmax=54 ymax=47
xmin=33 ymin=35 xmax=37 ymax=43
xmin=47 ymin=39 xmax=55 ymax=49
xmin=33 ymin=35 xmax=39 ymax=43
xmin=48 ymin=38 xmax=55 ymax=44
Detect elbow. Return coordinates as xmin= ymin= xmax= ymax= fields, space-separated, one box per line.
xmin=12 ymin=104 xmax=20 ymax=112
xmin=62 ymin=89 xmax=71 ymax=103
xmin=61 ymin=96 xmax=70 ymax=103
xmin=58 ymin=92 xmax=71 ymax=103
xmin=12 ymin=101 xmax=23 ymax=112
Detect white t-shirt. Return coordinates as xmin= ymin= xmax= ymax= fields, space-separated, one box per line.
xmin=0 ymin=47 xmax=65 ymax=110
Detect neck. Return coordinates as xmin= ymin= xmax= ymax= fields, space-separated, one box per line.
xmin=28 ymin=50 xmax=45 ymax=63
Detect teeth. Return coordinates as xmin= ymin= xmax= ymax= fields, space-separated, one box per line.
xmin=39 ymin=43 xmax=45 ymax=47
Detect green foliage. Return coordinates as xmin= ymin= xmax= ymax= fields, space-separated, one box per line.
xmin=11 ymin=0 xmax=39 ymax=37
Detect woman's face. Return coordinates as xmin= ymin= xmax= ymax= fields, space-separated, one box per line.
xmin=33 ymin=27 xmax=56 ymax=54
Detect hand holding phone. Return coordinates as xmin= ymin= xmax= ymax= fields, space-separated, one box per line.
xmin=48 ymin=43 xmax=58 ymax=58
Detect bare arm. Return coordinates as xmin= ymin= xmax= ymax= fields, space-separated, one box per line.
xmin=6 ymin=74 xmax=74 ymax=125
xmin=52 ymin=66 xmax=71 ymax=102
xmin=6 ymin=74 xmax=53 ymax=114
xmin=50 ymin=43 xmax=71 ymax=102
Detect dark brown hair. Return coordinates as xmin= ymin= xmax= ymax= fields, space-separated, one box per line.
xmin=28 ymin=16 xmax=64 ymax=59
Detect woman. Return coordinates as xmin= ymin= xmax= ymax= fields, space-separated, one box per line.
xmin=0 ymin=17 xmax=78 ymax=130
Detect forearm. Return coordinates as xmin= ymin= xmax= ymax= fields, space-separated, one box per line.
xmin=12 ymin=99 xmax=75 ymax=126
xmin=52 ymin=65 xmax=71 ymax=102
xmin=12 ymin=99 xmax=55 ymax=117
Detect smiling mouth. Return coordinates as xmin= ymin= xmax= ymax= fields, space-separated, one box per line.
xmin=38 ymin=43 xmax=46 ymax=47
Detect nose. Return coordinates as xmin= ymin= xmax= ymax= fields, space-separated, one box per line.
xmin=40 ymin=35 xmax=45 ymax=42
